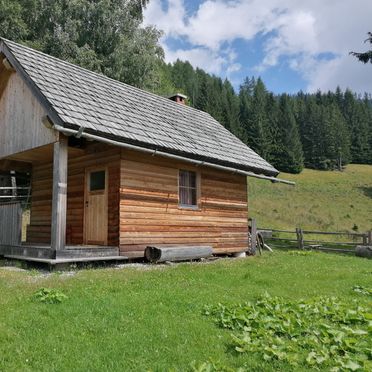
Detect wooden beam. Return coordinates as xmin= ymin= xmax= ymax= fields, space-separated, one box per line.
xmin=0 ymin=68 xmax=12 ymax=100
xmin=251 ymin=218 xmax=257 ymax=253
xmin=2 ymin=57 xmax=15 ymax=72
xmin=51 ymin=135 xmax=68 ymax=251
xmin=0 ymin=159 xmax=32 ymax=172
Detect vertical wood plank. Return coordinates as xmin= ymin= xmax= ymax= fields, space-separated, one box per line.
xmin=251 ymin=218 xmax=257 ymax=254
xmin=296 ymin=227 xmax=304 ymax=250
xmin=51 ymin=135 xmax=68 ymax=251
xmin=0 ymin=202 xmax=22 ymax=245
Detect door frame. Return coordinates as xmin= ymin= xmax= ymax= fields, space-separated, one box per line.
xmin=83 ymin=166 xmax=109 ymax=245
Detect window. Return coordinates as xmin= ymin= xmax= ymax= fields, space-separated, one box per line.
xmin=90 ymin=170 xmax=106 ymax=191
xmin=179 ymin=170 xmax=198 ymax=208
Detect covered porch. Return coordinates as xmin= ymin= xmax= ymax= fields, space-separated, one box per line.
xmin=0 ymin=138 xmax=127 ymax=265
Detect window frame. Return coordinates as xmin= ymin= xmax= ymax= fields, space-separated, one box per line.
xmin=178 ymin=169 xmax=200 ymax=210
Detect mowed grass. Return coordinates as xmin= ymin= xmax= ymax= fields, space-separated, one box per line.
xmin=0 ymin=252 xmax=371 ymax=371
xmin=249 ymin=164 xmax=372 ymax=233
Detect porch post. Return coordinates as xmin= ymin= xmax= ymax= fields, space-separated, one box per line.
xmin=51 ymin=135 xmax=68 ymax=251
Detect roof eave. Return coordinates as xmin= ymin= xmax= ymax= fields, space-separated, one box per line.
xmin=54 ymin=122 xmax=292 ymax=185
xmin=0 ymin=39 xmax=64 ymax=128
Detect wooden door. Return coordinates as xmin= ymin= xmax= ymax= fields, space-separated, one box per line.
xmin=84 ymin=168 xmax=108 ymax=245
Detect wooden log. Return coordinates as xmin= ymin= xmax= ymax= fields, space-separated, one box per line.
xmin=355 ymin=245 xmax=372 ymax=259
xmin=145 ymin=245 xmax=213 ymax=263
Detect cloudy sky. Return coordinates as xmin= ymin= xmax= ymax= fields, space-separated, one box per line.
xmin=144 ymin=0 xmax=372 ymax=94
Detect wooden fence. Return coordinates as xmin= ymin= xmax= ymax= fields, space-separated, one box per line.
xmin=258 ymin=227 xmax=372 ymax=253
xmin=0 ymin=202 xmax=22 ymax=246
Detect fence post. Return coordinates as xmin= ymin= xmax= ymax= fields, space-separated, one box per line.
xmin=296 ymin=228 xmax=304 ymax=250
xmin=368 ymin=231 xmax=372 ymax=245
xmin=362 ymin=234 xmax=367 ymax=246
xmin=251 ymin=218 xmax=257 ymax=254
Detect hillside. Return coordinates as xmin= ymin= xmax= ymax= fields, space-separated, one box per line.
xmin=249 ymin=164 xmax=372 ymax=233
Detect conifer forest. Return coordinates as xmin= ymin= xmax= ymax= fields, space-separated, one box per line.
xmin=1 ymin=0 xmax=371 ymax=173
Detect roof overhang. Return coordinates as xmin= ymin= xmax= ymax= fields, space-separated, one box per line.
xmin=1 ymin=39 xmax=294 ymax=186
xmin=49 ymin=120 xmax=295 ymax=186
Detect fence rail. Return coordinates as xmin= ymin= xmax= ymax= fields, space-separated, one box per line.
xmin=258 ymin=227 xmax=372 ymax=253
xmin=0 ymin=186 xmax=31 ymax=202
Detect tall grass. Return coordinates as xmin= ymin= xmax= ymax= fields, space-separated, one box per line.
xmin=249 ymin=164 xmax=372 ymax=236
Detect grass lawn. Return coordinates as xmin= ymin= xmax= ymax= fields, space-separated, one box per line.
xmin=0 ymin=252 xmax=371 ymax=371
xmin=249 ymin=164 xmax=372 ymax=234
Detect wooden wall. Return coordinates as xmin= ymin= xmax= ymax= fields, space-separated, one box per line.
xmin=0 ymin=71 xmax=58 ymax=159
xmin=27 ymin=144 xmax=120 ymax=246
xmin=26 ymin=142 xmax=248 ymax=254
xmin=119 ymin=150 xmax=249 ymax=257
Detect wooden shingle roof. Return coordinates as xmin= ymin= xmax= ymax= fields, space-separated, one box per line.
xmin=1 ymin=39 xmax=279 ymax=177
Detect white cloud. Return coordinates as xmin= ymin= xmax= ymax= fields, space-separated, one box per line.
xmin=162 ymin=43 xmax=226 ymax=74
xmin=144 ymin=0 xmax=372 ymax=93
xmin=306 ymin=55 xmax=372 ymax=93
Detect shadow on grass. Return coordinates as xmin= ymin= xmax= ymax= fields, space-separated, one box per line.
xmin=358 ymin=186 xmax=372 ymax=199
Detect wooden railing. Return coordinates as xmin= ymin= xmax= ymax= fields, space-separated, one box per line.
xmin=0 ymin=186 xmax=31 ymax=199
xmin=258 ymin=227 xmax=372 ymax=253
xmin=0 ymin=202 xmax=22 ymax=246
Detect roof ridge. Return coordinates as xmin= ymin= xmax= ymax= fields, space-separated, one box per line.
xmin=1 ymin=37 xmax=210 ymax=117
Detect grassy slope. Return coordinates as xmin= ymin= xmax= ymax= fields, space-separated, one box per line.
xmin=0 ymin=252 xmax=371 ymax=371
xmin=248 ymin=164 xmax=372 ymax=233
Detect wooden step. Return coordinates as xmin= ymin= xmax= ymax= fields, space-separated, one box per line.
xmin=56 ymin=247 xmax=119 ymax=258
xmin=4 ymin=255 xmax=128 ymax=265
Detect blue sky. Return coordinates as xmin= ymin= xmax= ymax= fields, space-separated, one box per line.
xmin=144 ymin=0 xmax=372 ymax=94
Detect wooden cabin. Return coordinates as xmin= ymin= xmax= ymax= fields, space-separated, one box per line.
xmin=0 ymin=38 xmax=281 ymax=264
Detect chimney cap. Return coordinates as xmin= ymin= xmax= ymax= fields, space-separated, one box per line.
xmin=168 ymin=93 xmax=188 ymax=100
xmin=168 ymin=93 xmax=188 ymax=104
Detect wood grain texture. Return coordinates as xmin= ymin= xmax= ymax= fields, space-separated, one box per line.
xmin=27 ymin=143 xmax=120 ymax=246
xmin=119 ymin=150 xmax=249 ymax=257
xmin=84 ymin=167 xmax=108 ymax=245
xmin=0 ymin=202 xmax=22 ymax=246
xmin=0 ymin=72 xmax=58 ymax=158
xmin=51 ymin=136 xmax=68 ymax=250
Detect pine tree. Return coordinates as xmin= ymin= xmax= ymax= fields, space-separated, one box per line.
xmin=265 ymin=93 xmax=280 ymax=165
xmin=221 ymin=79 xmax=241 ymax=136
xmin=275 ymin=94 xmax=304 ymax=173
xmin=247 ymin=78 xmax=270 ymax=158
xmin=342 ymin=90 xmax=370 ymax=163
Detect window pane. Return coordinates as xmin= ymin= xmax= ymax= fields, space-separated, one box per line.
xmin=190 ymin=188 xmax=197 ymax=205
xmin=90 ymin=170 xmax=105 ymax=191
xmin=179 ymin=170 xmax=187 ymax=187
xmin=189 ymin=172 xmax=196 ymax=188
xmin=179 ymin=170 xmax=198 ymax=207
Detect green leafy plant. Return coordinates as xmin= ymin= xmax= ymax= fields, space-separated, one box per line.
xmin=32 ymin=288 xmax=68 ymax=304
xmin=204 ymin=294 xmax=372 ymax=370
xmin=353 ymin=285 xmax=372 ymax=296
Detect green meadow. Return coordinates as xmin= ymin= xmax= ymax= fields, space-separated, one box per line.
xmin=249 ymin=164 xmax=372 ymax=234
xmin=0 ymin=251 xmax=371 ymax=371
